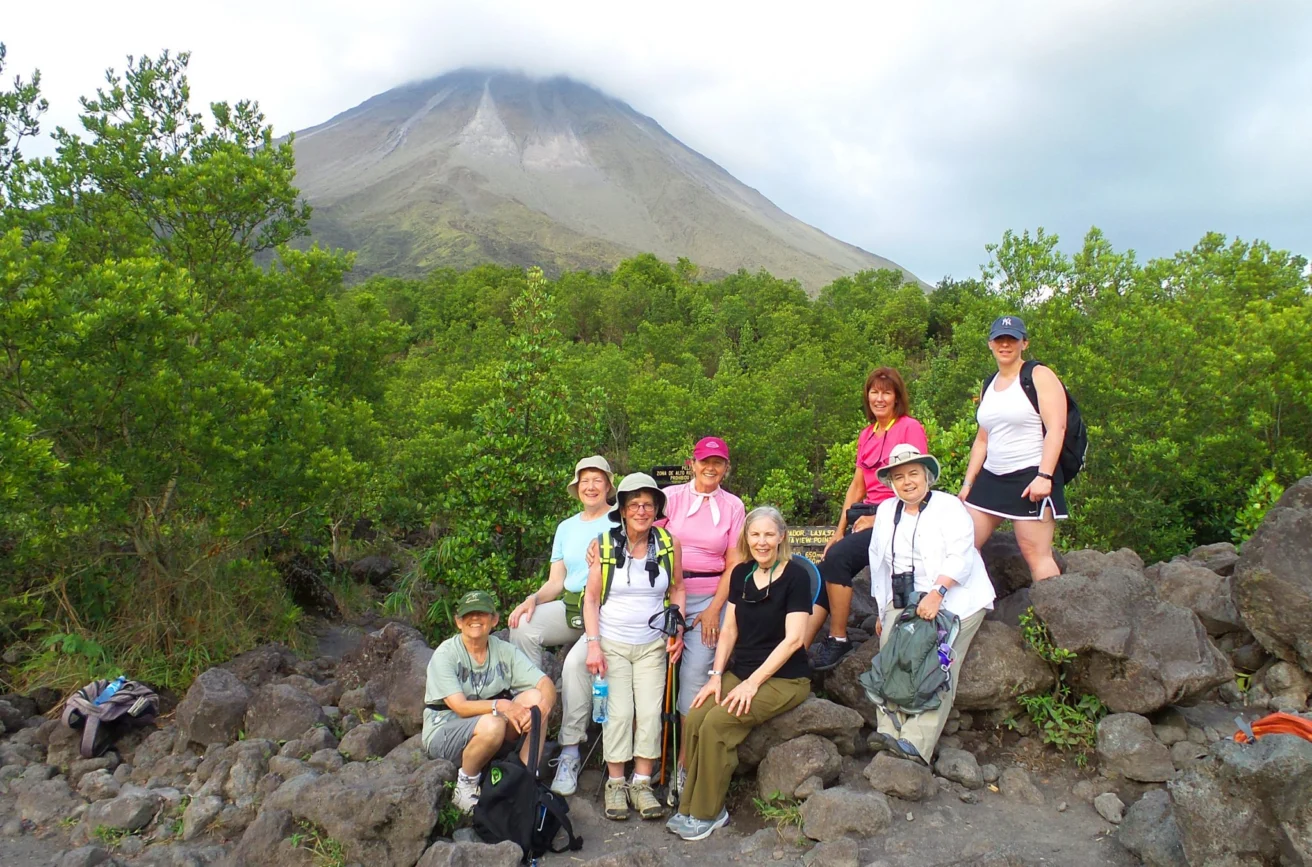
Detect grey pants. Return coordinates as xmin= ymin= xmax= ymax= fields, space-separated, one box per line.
xmin=507 ymin=599 xmax=591 ymax=746
xmin=874 ymin=606 xmax=986 ymax=760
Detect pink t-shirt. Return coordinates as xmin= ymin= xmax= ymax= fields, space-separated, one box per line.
xmin=657 ymin=483 xmax=747 ymax=595
xmin=857 ymin=416 xmax=929 ymax=505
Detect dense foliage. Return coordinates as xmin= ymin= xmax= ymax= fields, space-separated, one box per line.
xmin=1 ymin=49 xmax=1308 ymax=689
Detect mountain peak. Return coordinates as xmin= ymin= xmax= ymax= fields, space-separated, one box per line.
xmin=292 ymin=71 xmax=918 ymax=290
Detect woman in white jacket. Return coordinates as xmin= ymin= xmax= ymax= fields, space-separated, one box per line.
xmin=865 ymin=444 xmax=996 ymax=766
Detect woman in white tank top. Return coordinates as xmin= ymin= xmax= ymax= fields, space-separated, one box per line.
xmin=959 ymin=315 xmax=1069 ymax=583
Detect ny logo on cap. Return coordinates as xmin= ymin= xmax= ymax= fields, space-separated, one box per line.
xmin=1003 ymin=317 xmax=1013 ymax=325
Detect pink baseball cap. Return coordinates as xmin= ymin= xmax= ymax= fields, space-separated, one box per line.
xmin=693 ymin=436 xmax=730 ymax=461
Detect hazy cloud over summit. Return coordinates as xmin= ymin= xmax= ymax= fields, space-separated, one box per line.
xmin=6 ymin=0 xmax=1310 ymax=281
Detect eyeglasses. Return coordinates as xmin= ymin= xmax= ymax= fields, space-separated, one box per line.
xmin=626 ymin=502 xmax=657 ymax=513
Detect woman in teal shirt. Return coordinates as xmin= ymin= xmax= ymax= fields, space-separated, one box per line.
xmin=508 ymin=455 xmax=617 ymax=796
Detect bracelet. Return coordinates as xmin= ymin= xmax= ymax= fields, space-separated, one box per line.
xmin=1036 ymin=472 xmax=1054 ymax=481
xmin=583 ymin=635 xmax=601 ymax=643
xmin=961 ymin=481 xmax=973 ymax=489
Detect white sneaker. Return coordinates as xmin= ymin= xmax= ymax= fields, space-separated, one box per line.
xmin=666 ymin=766 xmax=686 ymax=808
xmin=550 ymin=753 xmax=581 ymax=796
xmin=452 ymin=776 xmax=480 ymax=813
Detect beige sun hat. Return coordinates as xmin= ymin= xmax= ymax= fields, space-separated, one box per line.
xmin=607 ymin=472 xmax=667 ymax=523
xmin=875 ymin=444 xmax=942 ymax=487
xmin=567 ymin=455 xmax=615 ymax=501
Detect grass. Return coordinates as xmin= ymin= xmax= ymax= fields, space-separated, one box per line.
xmin=288 ymin=819 xmax=347 ymax=867
xmin=92 ymin=826 xmax=133 ymax=849
xmin=752 ymin=792 xmax=805 ymax=842
xmin=10 ymin=540 xmax=311 ymax=693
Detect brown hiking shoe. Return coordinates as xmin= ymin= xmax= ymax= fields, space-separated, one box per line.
xmin=628 ymin=778 xmax=664 ymax=819
xmin=604 ymin=778 xmax=630 ymax=820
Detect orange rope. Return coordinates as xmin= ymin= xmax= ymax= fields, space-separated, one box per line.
xmin=1233 ymin=712 xmax=1312 ymax=744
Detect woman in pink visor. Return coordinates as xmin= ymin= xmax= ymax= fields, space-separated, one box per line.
xmin=656 ymin=435 xmax=747 ymax=804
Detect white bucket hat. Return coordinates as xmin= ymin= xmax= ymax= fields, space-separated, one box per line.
xmin=875 ymin=444 xmax=942 ymax=487
xmin=567 ymin=455 xmax=615 ymax=501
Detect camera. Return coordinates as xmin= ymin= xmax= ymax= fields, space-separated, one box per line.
xmin=892 ymin=571 xmax=916 ymax=609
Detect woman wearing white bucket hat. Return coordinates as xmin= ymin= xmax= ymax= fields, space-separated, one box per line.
xmin=864 ymin=444 xmax=995 ymax=766
xmin=508 ymin=455 xmax=617 ymax=797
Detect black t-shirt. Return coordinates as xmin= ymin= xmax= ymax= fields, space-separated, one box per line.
xmin=727 ymin=560 xmax=813 ymax=680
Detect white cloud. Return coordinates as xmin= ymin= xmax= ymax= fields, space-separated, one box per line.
xmin=5 ymin=0 xmax=1310 ymax=280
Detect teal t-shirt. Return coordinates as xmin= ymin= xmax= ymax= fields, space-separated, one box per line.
xmin=421 ymin=634 xmax=544 ymax=749
xmin=552 ymin=512 xmax=619 ymax=593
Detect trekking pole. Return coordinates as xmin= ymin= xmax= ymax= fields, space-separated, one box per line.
xmin=659 ymin=659 xmax=674 ymax=787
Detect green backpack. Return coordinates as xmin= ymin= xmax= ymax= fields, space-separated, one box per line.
xmin=859 ymin=598 xmax=960 ymax=719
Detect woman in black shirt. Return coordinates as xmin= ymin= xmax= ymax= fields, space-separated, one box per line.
xmin=666 ymin=506 xmax=812 ymax=841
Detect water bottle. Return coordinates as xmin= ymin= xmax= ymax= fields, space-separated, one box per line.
xmin=591 ymin=674 xmax=609 ymax=724
xmin=94 ymin=676 xmax=127 ymax=706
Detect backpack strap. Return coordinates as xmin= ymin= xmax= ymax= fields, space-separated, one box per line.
xmin=525 ymin=705 xmax=542 ymax=778
xmin=598 ymin=527 xmax=624 ymax=606
xmin=979 ymin=370 xmax=998 ymax=403
xmin=1018 ymin=359 xmax=1042 ymax=417
xmin=79 ymin=714 xmax=103 ymax=759
xmin=540 ymin=794 xmax=584 ymax=853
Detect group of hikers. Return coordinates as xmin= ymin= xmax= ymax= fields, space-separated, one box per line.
xmin=419 ymin=315 xmax=1073 ymax=842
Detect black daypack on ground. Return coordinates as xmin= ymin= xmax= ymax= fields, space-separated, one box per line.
xmin=472 ymin=706 xmax=583 ymax=862
xmin=61 ymin=677 xmax=160 ymax=759
xmin=981 ymin=359 xmax=1089 ymax=482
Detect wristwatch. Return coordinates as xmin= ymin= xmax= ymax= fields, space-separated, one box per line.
xmin=583 ymin=635 xmax=601 ymax=642
xmin=490 ymin=700 xmax=502 ymax=717
xmin=1036 ymin=471 xmax=1054 ymax=480
xmin=935 ymin=585 xmax=948 ymax=598
xmin=708 ymin=669 xmax=723 ymax=677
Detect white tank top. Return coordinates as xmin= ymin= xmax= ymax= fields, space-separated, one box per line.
xmin=599 ymin=555 xmax=669 ymax=645
xmin=977 ymin=375 xmax=1045 ymax=474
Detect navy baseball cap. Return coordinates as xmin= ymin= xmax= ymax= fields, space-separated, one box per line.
xmin=988 ymin=315 xmax=1028 ymax=340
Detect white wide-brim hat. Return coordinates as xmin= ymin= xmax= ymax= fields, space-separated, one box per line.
xmin=875 ymin=444 xmax=942 ymax=488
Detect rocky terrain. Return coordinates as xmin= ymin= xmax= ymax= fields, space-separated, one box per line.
xmin=3 ymin=476 xmax=1312 ymax=867
xmin=291 ymin=69 xmax=919 ymax=292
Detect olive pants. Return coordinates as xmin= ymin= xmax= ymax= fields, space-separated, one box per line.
xmin=680 ymin=673 xmax=811 ymax=820
xmin=874 ymin=606 xmax=987 ymax=760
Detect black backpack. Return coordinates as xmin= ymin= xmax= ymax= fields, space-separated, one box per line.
xmin=472 ymin=706 xmax=583 ymax=862
xmin=981 ymin=359 xmax=1089 ymax=482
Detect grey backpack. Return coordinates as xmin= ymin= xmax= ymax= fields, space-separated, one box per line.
xmin=859 ymin=600 xmax=960 ymax=720
xmin=61 ymin=677 xmax=159 ymax=758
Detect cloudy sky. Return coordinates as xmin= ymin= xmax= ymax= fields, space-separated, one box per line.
xmin=5 ymin=0 xmax=1310 ymax=281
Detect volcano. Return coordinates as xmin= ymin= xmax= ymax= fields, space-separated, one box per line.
xmin=292 ymin=69 xmax=917 ymax=291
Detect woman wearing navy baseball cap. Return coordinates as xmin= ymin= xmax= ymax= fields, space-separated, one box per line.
xmin=960 ymin=315 xmax=1069 ymax=581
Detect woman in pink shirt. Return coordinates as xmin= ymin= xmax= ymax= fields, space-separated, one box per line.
xmin=657 ymin=435 xmax=746 ymax=803
xmin=809 ymin=367 xmax=928 ymax=671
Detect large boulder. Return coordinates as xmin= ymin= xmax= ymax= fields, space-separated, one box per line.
xmin=336 ymin=622 xmax=433 ymax=736
xmin=757 ymin=734 xmax=840 ymax=799
xmin=85 ymin=789 xmax=164 ymax=832
xmin=1096 ymin=714 xmax=1174 ymax=783
xmin=1028 ymin=553 xmax=1233 ymax=713
xmin=1169 ymin=732 xmax=1312 ymax=866
xmin=221 ymin=644 xmax=299 ymax=690
xmin=823 ymin=639 xmax=881 ymax=727
xmin=739 ymin=696 xmax=863 ymax=768
xmin=1118 ymin=790 xmax=1187 ymax=867
xmin=981 ymin=531 xmax=1067 ymax=597
xmin=338 ymin=719 xmax=405 ymax=762
xmin=799 ymin=786 xmax=891 ymax=841
xmin=1233 ymin=476 xmax=1312 ymax=672
xmin=1147 ymin=560 xmax=1245 ymax=637
xmin=956 ymin=621 xmax=1057 ymax=713
xmin=271 ymin=756 xmax=456 ymax=867
xmin=1185 ymin=542 xmax=1239 ymax=577
xmin=176 ymin=669 xmax=252 ymax=746
xmin=243 ymin=685 xmax=329 ymax=742
xmin=863 ymin=752 xmax=935 ymax=801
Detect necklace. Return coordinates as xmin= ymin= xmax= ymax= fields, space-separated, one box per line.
xmin=745 ymin=558 xmax=780 ymax=603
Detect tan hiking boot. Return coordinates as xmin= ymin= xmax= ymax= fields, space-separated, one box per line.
xmin=629 ymin=778 xmax=664 ymax=819
xmin=604 ymin=778 xmax=630 ymax=820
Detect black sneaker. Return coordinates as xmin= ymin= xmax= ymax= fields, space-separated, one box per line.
xmin=811 ymin=636 xmax=854 ymax=672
